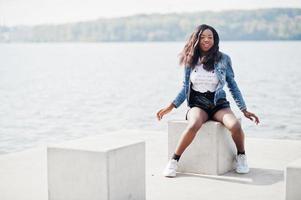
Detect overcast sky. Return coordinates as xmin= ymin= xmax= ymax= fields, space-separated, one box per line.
xmin=1 ymin=0 xmax=301 ymax=26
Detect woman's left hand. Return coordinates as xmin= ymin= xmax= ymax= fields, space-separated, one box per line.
xmin=242 ymin=110 xmax=260 ymax=125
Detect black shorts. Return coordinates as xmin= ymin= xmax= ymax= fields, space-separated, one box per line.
xmin=185 ymin=88 xmax=230 ymax=120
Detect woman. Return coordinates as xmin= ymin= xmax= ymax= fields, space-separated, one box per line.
xmin=156 ymin=24 xmax=260 ymax=178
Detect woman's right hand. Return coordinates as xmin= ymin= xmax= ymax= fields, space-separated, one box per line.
xmin=156 ymin=104 xmax=175 ymax=121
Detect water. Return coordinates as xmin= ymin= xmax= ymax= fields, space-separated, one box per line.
xmin=0 ymin=41 xmax=301 ymax=153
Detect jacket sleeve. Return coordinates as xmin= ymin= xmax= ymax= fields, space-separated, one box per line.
xmin=225 ymin=55 xmax=247 ymax=111
xmin=171 ymin=67 xmax=188 ymax=108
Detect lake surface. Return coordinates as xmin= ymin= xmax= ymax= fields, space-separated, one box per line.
xmin=1 ymin=41 xmax=301 ymax=153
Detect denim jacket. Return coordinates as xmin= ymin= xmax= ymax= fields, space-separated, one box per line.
xmin=172 ymin=52 xmax=247 ymax=111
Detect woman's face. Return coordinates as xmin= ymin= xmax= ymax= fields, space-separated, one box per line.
xmin=199 ymin=29 xmax=214 ymax=52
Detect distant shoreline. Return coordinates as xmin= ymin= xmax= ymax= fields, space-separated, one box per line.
xmin=0 ymin=39 xmax=301 ymax=45
xmin=1 ymin=8 xmax=300 ymax=42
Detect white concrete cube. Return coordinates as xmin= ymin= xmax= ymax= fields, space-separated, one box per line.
xmin=168 ymin=120 xmax=237 ymax=175
xmin=47 ymin=135 xmax=145 ymax=200
xmin=285 ymin=158 xmax=301 ymax=200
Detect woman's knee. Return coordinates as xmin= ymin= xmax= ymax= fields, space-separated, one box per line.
xmin=186 ymin=107 xmax=208 ymax=133
xmin=227 ymin=120 xmax=242 ymax=133
xmin=187 ymin=120 xmax=204 ymax=133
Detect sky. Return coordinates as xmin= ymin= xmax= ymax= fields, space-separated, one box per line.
xmin=0 ymin=0 xmax=301 ymax=26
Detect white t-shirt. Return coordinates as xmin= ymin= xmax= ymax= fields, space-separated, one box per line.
xmin=190 ymin=63 xmax=219 ymax=93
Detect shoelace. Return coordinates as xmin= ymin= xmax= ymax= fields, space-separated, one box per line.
xmin=168 ymin=160 xmax=177 ymax=169
xmin=237 ymin=154 xmax=247 ymax=165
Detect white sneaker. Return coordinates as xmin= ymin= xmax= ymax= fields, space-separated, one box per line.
xmin=235 ymin=154 xmax=250 ymax=174
xmin=162 ymin=159 xmax=178 ymax=177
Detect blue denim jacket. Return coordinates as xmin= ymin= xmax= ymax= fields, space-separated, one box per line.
xmin=172 ymin=52 xmax=247 ymax=111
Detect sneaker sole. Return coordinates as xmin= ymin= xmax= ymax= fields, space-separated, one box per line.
xmin=163 ymin=172 xmax=176 ymax=177
xmin=235 ymin=168 xmax=250 ymax=174
xmin=164 ymin=174 xmax=176 ymax=178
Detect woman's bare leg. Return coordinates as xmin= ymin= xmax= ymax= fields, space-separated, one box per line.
xmin=212 ymin=108 xmax=245 ymax=152
xmin=174 ymin=107 xmax=208 ymax=155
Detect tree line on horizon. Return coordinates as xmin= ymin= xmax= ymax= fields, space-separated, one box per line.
xmin=0 ymin=8 xmax=300 ymax=42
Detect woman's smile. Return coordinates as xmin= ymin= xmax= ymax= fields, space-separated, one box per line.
xmin=199 ymin=29 xmax=214 ymax=52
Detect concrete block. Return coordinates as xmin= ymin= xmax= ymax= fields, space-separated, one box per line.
xmin=168 ymin=120 xmax=237 ymax=175
xmin=47 ymin=136 xmax=145 ymax=200
xmin=285 ymin=157 xmax=301 ymax=200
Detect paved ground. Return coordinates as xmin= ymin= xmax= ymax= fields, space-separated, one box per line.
xmin=1 ymin=129 xmax=301 ymax=200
